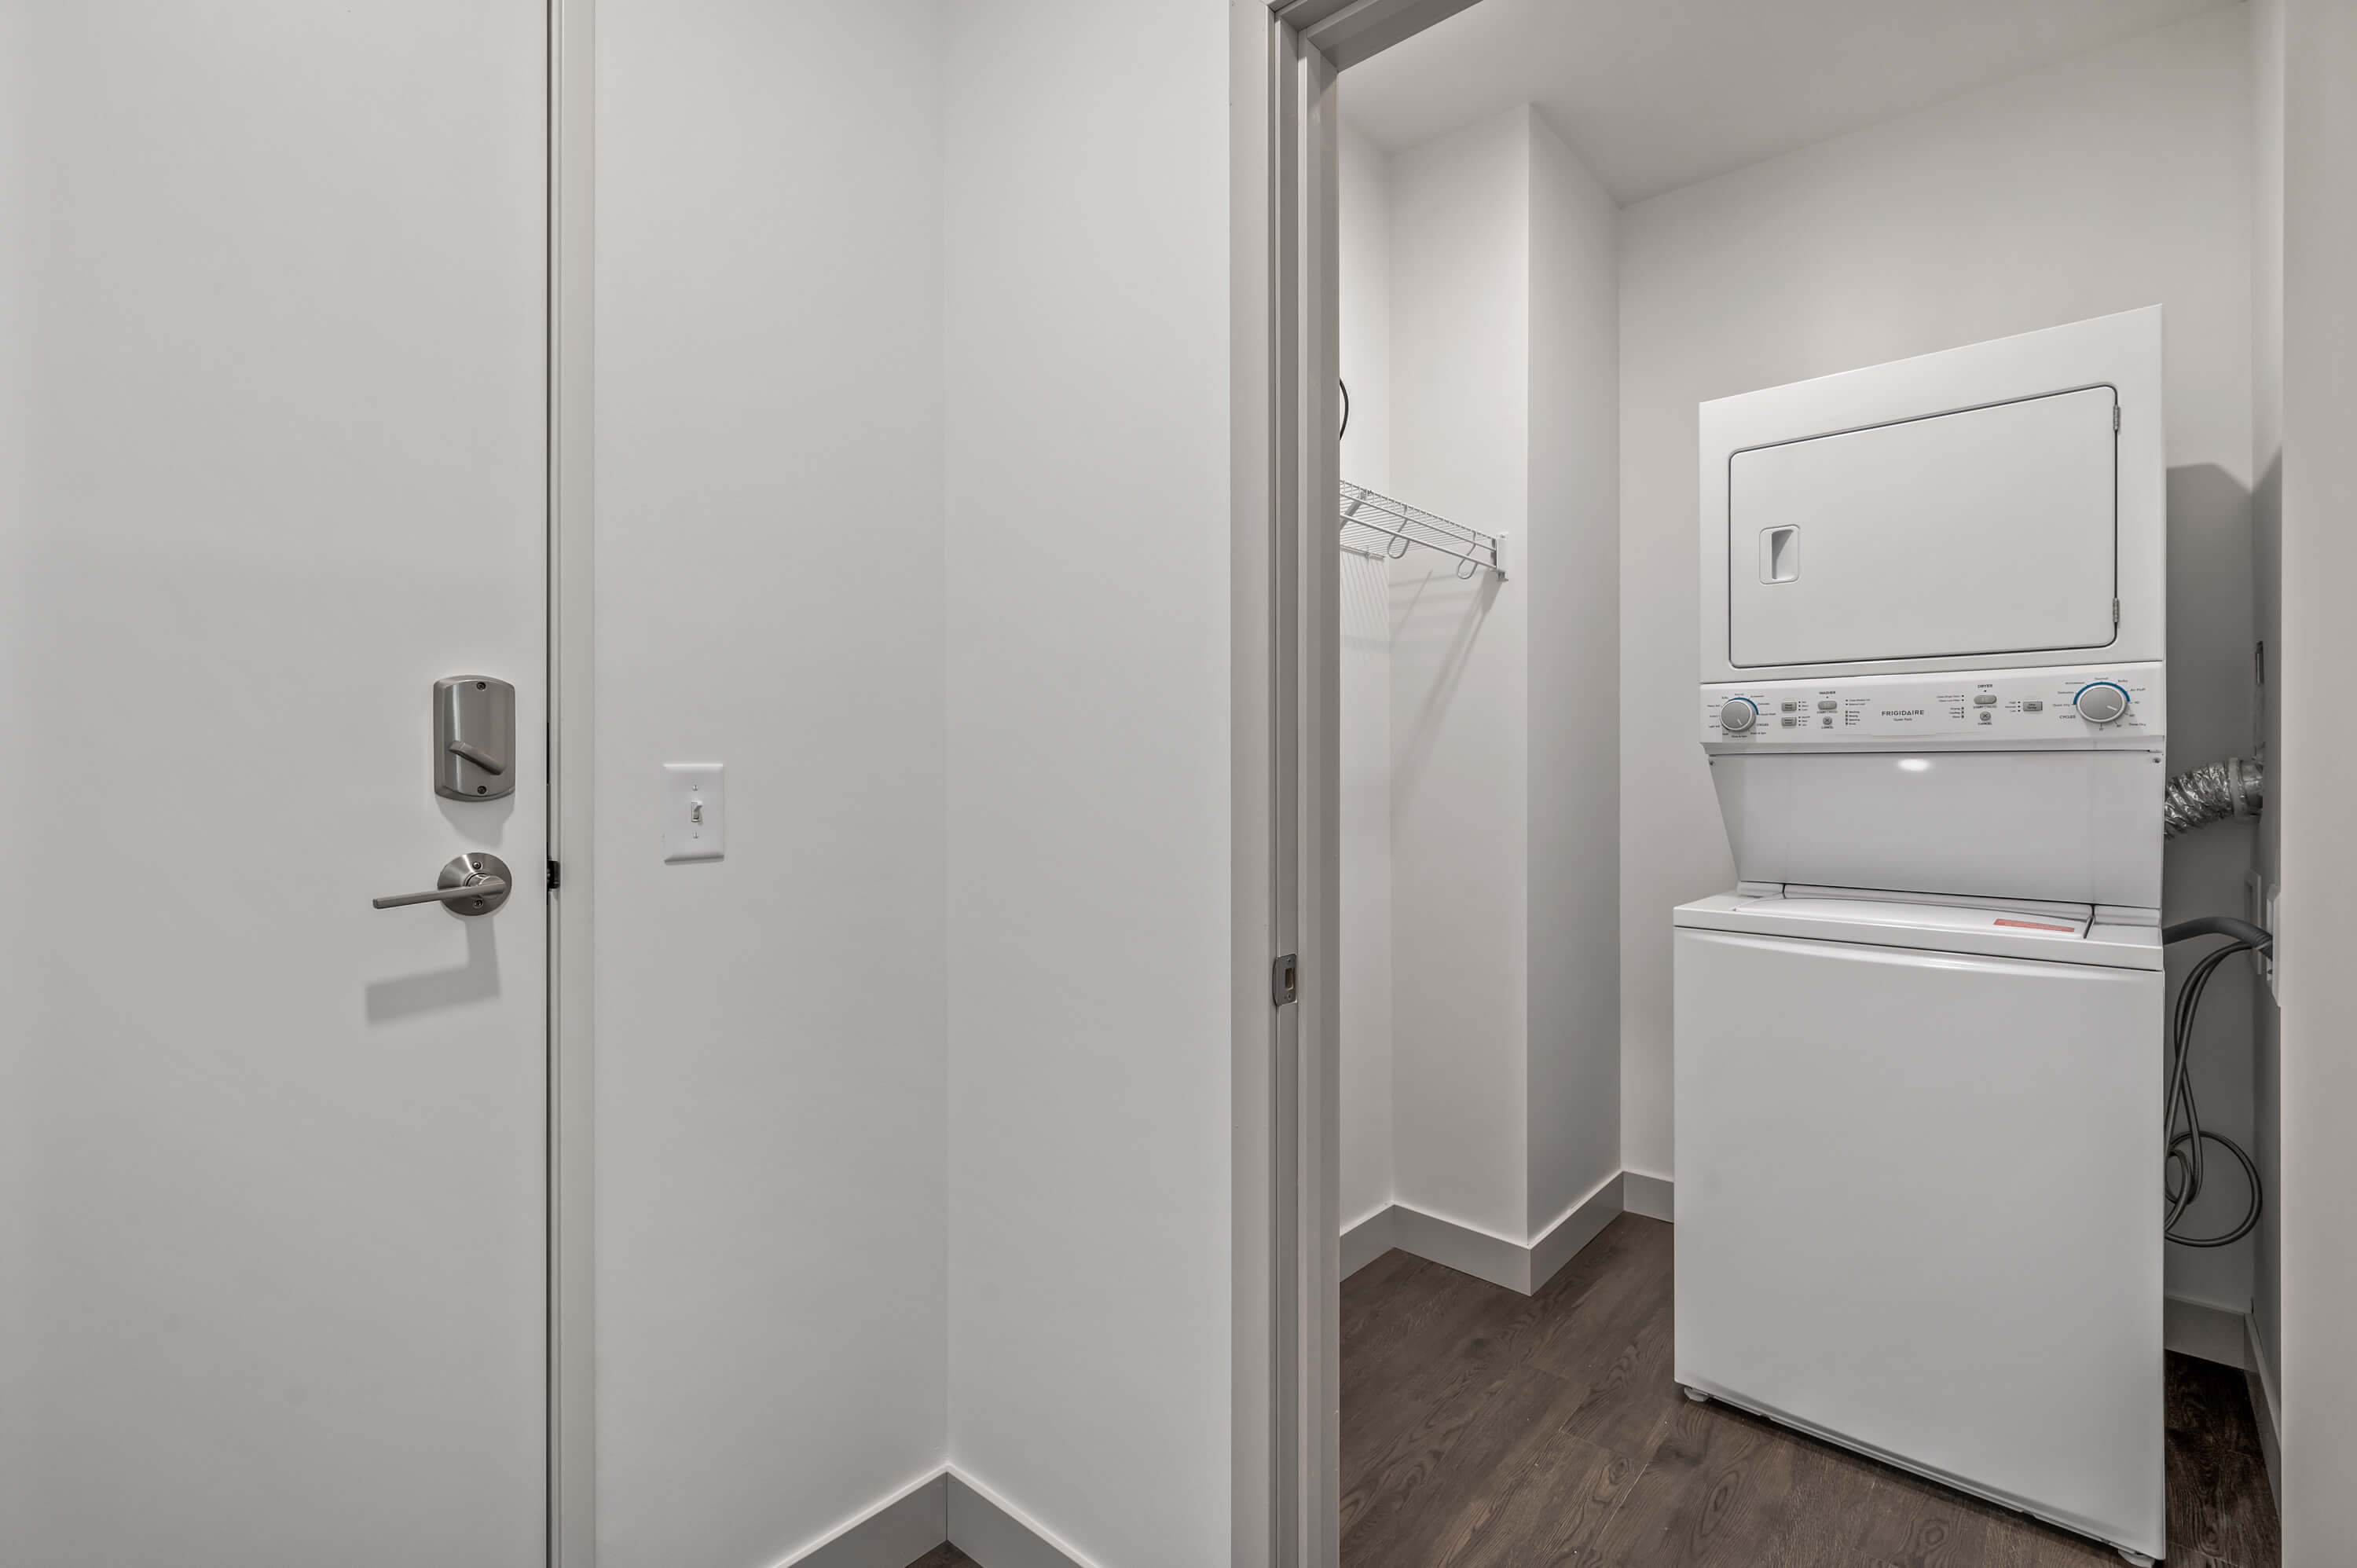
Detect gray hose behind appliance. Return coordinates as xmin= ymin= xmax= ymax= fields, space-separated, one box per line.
xmin=2161 ymin=757 xmax=2264 ymax=837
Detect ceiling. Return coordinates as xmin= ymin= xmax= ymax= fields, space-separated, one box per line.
xmin=1338 ymin=0 xmax=2237 ymax=203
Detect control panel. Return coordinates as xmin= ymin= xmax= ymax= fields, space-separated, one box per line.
xmin=1702 ymin=663 xmax=2163 ymax=751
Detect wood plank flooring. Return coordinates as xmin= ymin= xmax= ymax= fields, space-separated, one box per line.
xmin=1342 ymin=1214 xmax=2281 ymax=1568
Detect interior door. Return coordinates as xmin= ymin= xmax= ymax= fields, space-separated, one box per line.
xmin=2 ymin=5 xmax=549 ymax=1565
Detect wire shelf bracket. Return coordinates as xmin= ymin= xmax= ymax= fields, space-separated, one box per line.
xmin=1337 ymin=480 xmax=1509 ymax=581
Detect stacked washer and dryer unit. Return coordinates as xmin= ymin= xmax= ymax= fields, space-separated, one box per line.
xmin=1674 ymin=307 xmax=2170 ymax=1566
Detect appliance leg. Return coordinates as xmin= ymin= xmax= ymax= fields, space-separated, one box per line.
xmin=1681 ymin=1387 xmax=1709 ymax=1404
xmin=2116 ymin=1551 xmax=2156 ymax=1566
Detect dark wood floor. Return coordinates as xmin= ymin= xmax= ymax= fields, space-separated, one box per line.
xmin=1342 ymin=1214 xmax=2278 ymax=1568
xmin=902 ymin=1215 xmax=2275 ymax=1567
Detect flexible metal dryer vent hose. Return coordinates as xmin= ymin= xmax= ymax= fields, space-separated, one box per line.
xmin=2161 ymin=757 xmax=2265 ymax=838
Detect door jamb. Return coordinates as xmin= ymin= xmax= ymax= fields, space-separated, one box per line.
xmin=1240 ymin=4 xmax=1490 ymax=1564
xmin=1236 ymin=8 xmax=1339 ymax=1568
xmin=548 ymin=0 xmax=596 ymax=1563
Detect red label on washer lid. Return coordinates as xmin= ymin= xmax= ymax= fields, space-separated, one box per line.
xmin=1994 ymin=918 xmax=2077 ymax=932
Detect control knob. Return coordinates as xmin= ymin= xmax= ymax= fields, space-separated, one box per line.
xmin=2073 ymin=682 xmax=2131 ymax=725
xmin=1718 ymin=698 xmax=1758 ymax=735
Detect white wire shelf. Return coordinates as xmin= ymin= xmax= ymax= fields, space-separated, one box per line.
xmin=1338 ymin=480 xmax=1508 ymax=581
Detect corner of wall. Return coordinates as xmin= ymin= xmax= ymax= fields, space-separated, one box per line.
xmin=1523 ymin=109 xmax=1624 ymax=1237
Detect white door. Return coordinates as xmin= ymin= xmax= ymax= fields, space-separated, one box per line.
xmin=2 ymin=5 xmax=550 ymax=1565
xmin=1726 ymin=386 xmax=2118 ymax=668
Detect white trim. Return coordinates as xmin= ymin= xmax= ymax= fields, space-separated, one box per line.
xmin=1394 ymin=1206 xmax=1534 ymax=1292
xmin=946 ymin=1471 xmax=1099 ymax=1568
xmin=1270 ymin=0 xmax=1488 ymax=70
xmin=547 ymin=0 xmax=596 ymax=1562
xmin=1339 ymin=1206 xmax=1397 ymax=1280
xmin=1249 ymin=3 xmax=1534 ymax=1562
xmin=769 ymin=1472 xmax=948 ymax=1568
xmin=1527 ymin=1174 xmax=1627 ymax=1289
xmin=1346 ymin=1172 xmax=1637 ymax=1295
xmin=2244 ymin=1311 xmax=2282 ymax=1509
xmin=1622 ymin=1171 xmax=1675 ymax=1222
xmin=1227 ymin=5 xmax=1279 ymax=1566
xmin=1237 ymin=9 xmax=1340 ymax=1567
xmin=2163 ymin=1294 xmax=2249 ymax=1369
xmin=751 ymin=1467 xmax=1105 ymax=1568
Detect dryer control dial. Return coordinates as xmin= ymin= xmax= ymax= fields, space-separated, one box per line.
xmin=1719 ymin=698 xmax=1759 ymax=735
xmin=2073 ymin=681 xmax=2131 ymax=725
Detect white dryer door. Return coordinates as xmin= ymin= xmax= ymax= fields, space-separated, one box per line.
xmin=1673 ymin=925 xmax=2163 ymax=1557
xmin=1727 ymin=386 xmax=2117 ymax=668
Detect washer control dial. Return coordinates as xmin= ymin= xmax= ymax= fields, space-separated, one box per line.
xmin=1718 ymin=698 xmax=1759 ymax=735
xmin=2073 ymin=681 xmax=2131 ymax=725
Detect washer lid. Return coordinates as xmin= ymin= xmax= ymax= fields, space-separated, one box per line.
xmin=1757 ymin=895 xmax=2087 ymax=938
xmin=1673 ymin=889 xmax=2161 ymax=971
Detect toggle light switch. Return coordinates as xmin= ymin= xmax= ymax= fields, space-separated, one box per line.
xmin=662 ymin=763 xmax=725 ymax=862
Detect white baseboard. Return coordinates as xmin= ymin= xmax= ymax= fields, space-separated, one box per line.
xmin=1392 ymin=1204 xmax=1539 ymax=1291
xmin=1343 ymin=1170 xmax=1647 ymax=1295
xmin=1622 ymin=1170 xmax=1674 ymax=1222
xmin=774 ymin=1467 xmax=1091 ymax=1568
xmin=1527 ymin=1174 xmax=1627 ymax=1288
xmin=2243 ymin=1312 xmax=2282 ymax=1509
xmin=947 ymin=1471 xmax=1096 ymax=1568
xmin=1340 ymin=1204 xmax=1398 ymax=1280
xmin=775 ymin=1471 xmax=948 ymax=1568
xmin=2163 ymin=1295 xmax=2249 ymax=1369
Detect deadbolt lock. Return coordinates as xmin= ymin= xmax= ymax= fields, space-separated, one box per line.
xmin=435 ymin=676 xmax=515 ymax=800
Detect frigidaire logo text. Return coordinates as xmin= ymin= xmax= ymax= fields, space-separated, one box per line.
xmin=1881 ymin=709 xmax=1924 ymax=716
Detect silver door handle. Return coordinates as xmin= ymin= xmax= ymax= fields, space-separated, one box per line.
xmin=373 ymin=853 xmax=513 ymax=916
xmin=446 ymin=738 xmax=508 ymax=776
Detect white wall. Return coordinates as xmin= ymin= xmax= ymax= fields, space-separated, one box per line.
xmin=1617 ymin=11 xmax=2259 ymax=1317
xmin=1524 ymin=115 xmax=1622 ymax=1238
xmin=1388 ymin=108 xmax=1534 ymax=1241
xmin=1379 ymin=105 xmax=1621 ymax=1250
xmin=1339 ymin=123 xmax=1396 ymax=1230
xmin=940 ymin=2 xmax=1236 ymax=1566
xmin=2275 ymin=0 xmax=2357 ymax=1551
xmin=593 ymin=5 xmax=949 ymax=1564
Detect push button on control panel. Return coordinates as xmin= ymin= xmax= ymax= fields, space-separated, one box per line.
xmin=1973 ymin=693 xmax=1998 ymax=706
xmin=1816 ymin=699 xmax=1837 ymax=712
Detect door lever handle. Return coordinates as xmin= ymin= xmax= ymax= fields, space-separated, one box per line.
xmin=373 ymin=853 xmax=513 ymax=916
xmin=446 ymin=738 xmax=507 ymax=776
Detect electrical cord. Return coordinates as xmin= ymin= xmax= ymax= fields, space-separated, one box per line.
xmin=2159 ymin=918 xmax=2272 ymax=1248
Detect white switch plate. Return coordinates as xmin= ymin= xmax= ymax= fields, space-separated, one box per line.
xmin=662 ymin=763 xmax=725 ymax=862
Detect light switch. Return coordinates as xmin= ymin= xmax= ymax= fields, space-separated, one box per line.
xmin=662 ymin=763 xmax=725 ymax=862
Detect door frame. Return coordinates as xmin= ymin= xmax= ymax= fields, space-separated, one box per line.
xmin=548 ymin=0 xmax=596 ymax=1563
xmin=1234 ymin=4 xmax=1489 ymax=1565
